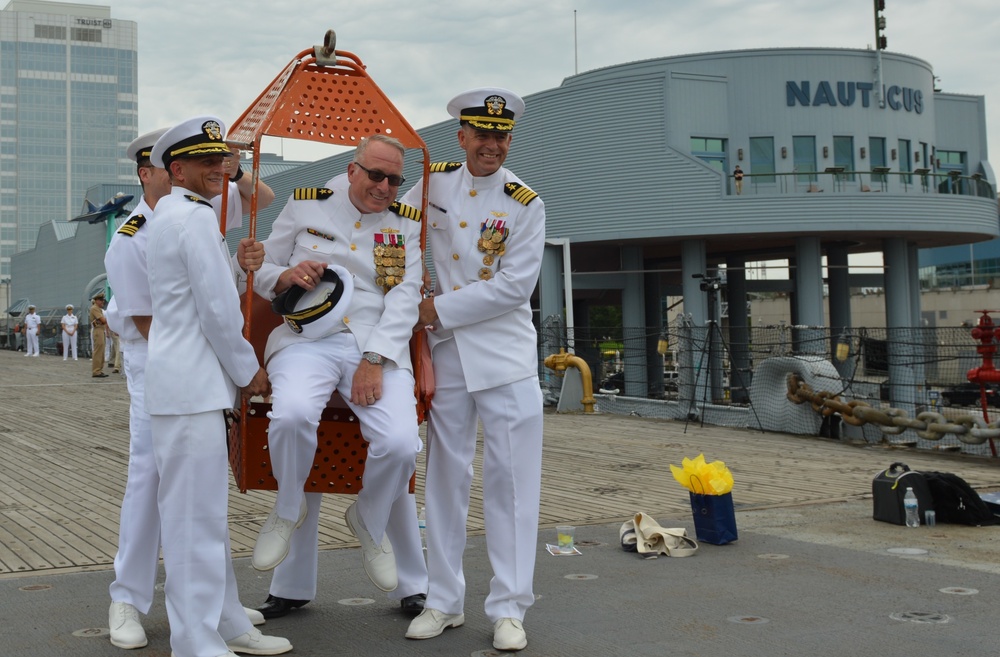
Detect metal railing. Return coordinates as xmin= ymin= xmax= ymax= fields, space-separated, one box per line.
xmin=538 ymin=319 xmax=991 ymax=410
xmin=729 ymin=170 xmax=995 ymax=199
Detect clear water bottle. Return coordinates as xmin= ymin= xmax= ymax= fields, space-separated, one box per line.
xmin=903 ymin=487 xmax=920 ymax=527
xmin=418 ymin=506 xmax=427 ymax=548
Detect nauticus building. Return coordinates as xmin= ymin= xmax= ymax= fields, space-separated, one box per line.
xmin=242 ymin=47 xmax=995 ymax=384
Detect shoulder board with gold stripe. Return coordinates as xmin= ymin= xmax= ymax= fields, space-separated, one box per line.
xmin=116 ymin=214 xmax=146 ymax=237
xmin=504 ymin=182 xmax=538 ymax=206
xmin=388 ymin=202 xmax=421 ymax=222
xmin=184 ymin=195 xmax=212 ymax=207
xmin=293 ymin=187 xmax=334 ymax=201
xmin=429 ymin=162 xmax=463 ymax=173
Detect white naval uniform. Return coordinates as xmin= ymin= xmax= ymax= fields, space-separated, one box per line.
xmin=60 ymin=313 xmax=79 ymax=359
xmin=253 ymin=173 xmax=427 ymax=601
xmin=104 ymin=198 xmax=160 ymax=616
xmin=401 ymin=163 xmax=545 ymax=623
xmin=24 ymin=311 xmax=41 ymax=356
xmin=145 ymin=187 xmax=259 ymax=657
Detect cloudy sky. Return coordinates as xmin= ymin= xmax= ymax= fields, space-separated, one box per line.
xmin=98 ymin=0 xmax=999 ymax=163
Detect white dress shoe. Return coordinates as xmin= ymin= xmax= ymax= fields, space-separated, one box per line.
xmin=344 ymin=501 xmax=397 ymax=591
xmin=493 ymin=617 xmax=527 ymax=651
xmin=405 ymin=607 xmax=465 ymax=639
xmin=252 ymin=499 xmax=307 ymax=571
xmin=226 ymin=627 xmax=292 ymax=655
xmin=108 ymin=601 xmax=148 ymax=649
xmin=244 ymin=606 xmax=265 ymax=626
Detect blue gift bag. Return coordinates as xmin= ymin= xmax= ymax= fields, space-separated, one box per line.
xmin=689 ymin=492 xmax=738 ymax=545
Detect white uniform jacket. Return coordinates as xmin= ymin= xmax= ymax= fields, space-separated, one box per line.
xmin=401 ymin=163 xmax=545 ymax=392
xmin=254 ymin=173 xmax=423 ymax=368
xmin=60 ymin=314 xmax=79 ymax=333
xmin=24 ymin=312 xmax=41 ymax=333
xmin=144 ymin=187 xmax=259 ymax=415
xmin=105 ymin=198 xmax=155 ymax=343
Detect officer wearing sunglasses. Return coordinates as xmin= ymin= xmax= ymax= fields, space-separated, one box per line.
xmin=249 ymin=133 xmax=428 ymax=621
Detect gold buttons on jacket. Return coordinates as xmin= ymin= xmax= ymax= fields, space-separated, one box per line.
xmin=351 ymin=244 xmax=357 ymax=251
xmin=453 ymin=285 xmax=461 ymax=290
xmin=355 ymin=221 xmax=361 ymax=229
xmin=452 ymin=253 xmax=460 ymax=260
xmin=431 ymin=222 xmax=438 ymax=228
xmin=459 ymin=221 xmax=467 ymax=228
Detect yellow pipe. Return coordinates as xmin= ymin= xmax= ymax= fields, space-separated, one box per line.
xmin=544 ymin=348 xmax=596 ymax=413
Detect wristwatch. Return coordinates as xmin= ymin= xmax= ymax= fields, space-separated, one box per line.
xmin=363 ymin=351 xmax=385 ymax=366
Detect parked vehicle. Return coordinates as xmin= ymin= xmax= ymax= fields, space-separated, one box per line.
xmin=940 ymin=382 xmax=1000 ymax=408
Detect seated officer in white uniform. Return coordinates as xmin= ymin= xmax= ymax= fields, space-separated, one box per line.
xmin=104 ymin=127 xmax=271 ymax=651
xmin=402 ymin=88 xmax=546 ymax=653
xmin=250 ymin=134 xmax=427 ymax=616
xmin=145 ymin=116 xmax=289 ymax=657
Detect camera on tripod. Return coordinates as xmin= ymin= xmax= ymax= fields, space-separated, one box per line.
xmin=692 ymin=273 xmax=723 ymax=292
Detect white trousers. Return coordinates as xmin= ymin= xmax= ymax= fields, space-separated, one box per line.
xmin=109 ymin=342 xmax=160 ymax=613
xmin=423 ymin=338 xmax=543 ymax=622
xmin=62 ymin=332 xmax=77 ymax=359
xmin=269 ymin=489 xmax=427 ymax=601
xmin=25 ymin=327 xmax=38 ymax=355
xmin=150 ymin=411 xmax=252 ymax=657
xmin=265 ymin=333 xmax=426 ymax=600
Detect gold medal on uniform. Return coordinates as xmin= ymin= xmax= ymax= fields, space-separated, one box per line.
xmin=374 ymin=232 xmax=406 ymax=293
xmin=482 ymin=254 xmax=495 ymax=266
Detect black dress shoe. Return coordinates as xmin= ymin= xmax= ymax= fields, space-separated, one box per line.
xmin=256 ymin=594 xmax=310 ymax=619
xmin=399 ymin=593 xmax=426 ymax=615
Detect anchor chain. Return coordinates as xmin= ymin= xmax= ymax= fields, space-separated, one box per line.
xmin=785 ymin=374 xmax=994 ymax=446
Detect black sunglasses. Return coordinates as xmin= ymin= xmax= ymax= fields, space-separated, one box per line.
xmin=354 ymin=161 xmax=405 ymax=187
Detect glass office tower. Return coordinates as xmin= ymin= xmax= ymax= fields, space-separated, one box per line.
xmin=0 ymin=1 xmax=137 ymax=278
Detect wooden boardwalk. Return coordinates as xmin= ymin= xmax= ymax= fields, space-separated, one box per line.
xmin=2 ymin=349 xmax=998 ymax=578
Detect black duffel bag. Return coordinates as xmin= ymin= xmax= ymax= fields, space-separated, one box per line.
xmin=872 ymin=462 xmax=933 ymax=525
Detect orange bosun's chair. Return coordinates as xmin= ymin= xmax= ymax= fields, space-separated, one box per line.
xmin=224 ymin=30 xmax=432 ymax=494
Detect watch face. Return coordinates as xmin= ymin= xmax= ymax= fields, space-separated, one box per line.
xmin=365 ymin=352 xmax=383 ymax=365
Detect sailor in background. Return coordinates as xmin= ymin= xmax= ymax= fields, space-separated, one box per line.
xmin=60 ymin=304 xmax=79 ymax=360
xmin=24 ymin=304 xmax=41 ymax=357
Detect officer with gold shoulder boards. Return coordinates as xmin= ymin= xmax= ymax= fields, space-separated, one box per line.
xmin=250 ymin=134 xmax=428 ymax=619
xmin=145 ymin=116 xmax=289 ymax=657
xmin=401 ymin=88 xmax=546 ymax=653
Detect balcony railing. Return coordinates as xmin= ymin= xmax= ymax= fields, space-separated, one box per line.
xmin=729 ymin=169 xmax=996 ymax=199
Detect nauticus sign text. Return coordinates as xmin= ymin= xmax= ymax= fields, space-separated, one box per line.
xmin=787 ymin=81 xmax=923 ymax=114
